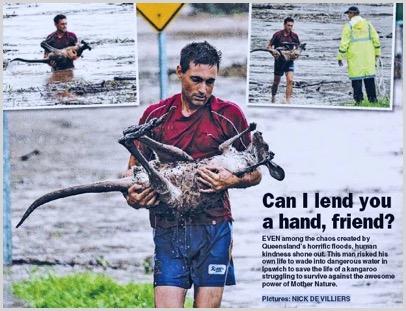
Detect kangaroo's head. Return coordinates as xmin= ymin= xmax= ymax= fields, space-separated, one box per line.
xmin=250 ymin=131 xmax=275 ymax=163
xmin=250 ymin=131 xmax=285 ymax=181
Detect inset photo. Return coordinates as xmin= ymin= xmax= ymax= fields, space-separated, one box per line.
xmin=248 ymin=3 xmax=395 ymax=109
xmin=137 ymin=3 xmax=249 ymax=106
xmin=3 ymin=3 xmax=138 ymax=109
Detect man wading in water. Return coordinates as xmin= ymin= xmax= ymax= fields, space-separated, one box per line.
xmin=267 ymin=17 xmax=300 ymax=104
xmin=42 ymin=14 xmax=78 ymax=71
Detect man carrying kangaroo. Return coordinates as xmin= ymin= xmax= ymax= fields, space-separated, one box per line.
xmin=43 ymin=14 xmax=78 ymax=71
xmin=124 ymin=41 xmax=262 ymax=308
xmin=268 ymin=17 xmax=300 ymax=104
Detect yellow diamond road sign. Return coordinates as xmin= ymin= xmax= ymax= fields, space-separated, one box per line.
xmin=137 ymin=3 xmax=184 ymax=32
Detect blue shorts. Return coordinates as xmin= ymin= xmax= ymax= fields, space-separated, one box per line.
xmin=274 ymin=59 xmax=294 ymax=76
xmin=153 ymin=221 xmax=235 ymax=289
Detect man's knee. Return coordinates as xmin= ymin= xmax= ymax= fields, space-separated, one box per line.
xmin=286 ymin=73 xmax=294 ymax=85
xmin=273 ymin=76 xmax=282 ymax=85
xmin=194 ymin=286 xmax=225 ymax=308
xmin=155 ymin=286 xmax=187 ymax=308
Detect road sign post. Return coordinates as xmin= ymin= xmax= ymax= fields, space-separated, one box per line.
xmin=158 ymin=32 xmax=168 ymax=99
xmin=137 ymin=3 xmax=184 ymax=100
xmin=3 ymin=112 xmax=12 ymax=265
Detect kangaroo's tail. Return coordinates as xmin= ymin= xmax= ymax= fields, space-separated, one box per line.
xmin=16 ymin=178 xmax=133 ymax=228
xmin=11 ymin=58 xmax=48 ymax=64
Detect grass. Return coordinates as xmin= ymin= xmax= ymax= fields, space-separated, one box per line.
xmin=13 ymin=272 xmax=193 ymax=308
xmin=341 ymin=96 xmax=391 ymax=108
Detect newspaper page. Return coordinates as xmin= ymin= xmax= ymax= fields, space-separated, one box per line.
xmin=2 ymin=1 xmax=403 ymax=308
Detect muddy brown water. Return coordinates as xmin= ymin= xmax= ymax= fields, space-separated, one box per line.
xmin=249 ymin=3 xmax=394 ymax=106
xmin=3 ymin=5 xmax=403 ymax=309
xmin=3 ymin=3 xmax=137 ymax=109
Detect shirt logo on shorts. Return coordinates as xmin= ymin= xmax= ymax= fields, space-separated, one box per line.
xmin=208 ymin=264 xmax=226 ymax=275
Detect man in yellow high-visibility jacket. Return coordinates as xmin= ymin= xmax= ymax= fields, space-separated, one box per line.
xmin=338 ymin=6 xmax=381 ymax=104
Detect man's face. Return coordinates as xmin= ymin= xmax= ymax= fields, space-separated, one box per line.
xmin=347 ymin=13 xmax=355 ymax=20
xmin=55 ymin=19 xmax=68 ymax=33
xmin=177 ymin=62 xmax=217 ymax=108
xmin=284 ymin=22 xmax=294 ymax=33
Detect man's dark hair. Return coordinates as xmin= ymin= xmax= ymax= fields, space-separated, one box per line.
xmin=54 ymin=14 xmax=67 ymax=24
xmin=284 ymin=17 xmax=294 ymax=24
xmin=179 ymin=41 xmax=222 ymax=73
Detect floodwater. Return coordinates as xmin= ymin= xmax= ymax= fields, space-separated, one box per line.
xmin=3 ymin=5 xmax=403 ymax=309
xmin=249 ymin=3 xmax=394 ymax=107
xmin=4 ymin=80 xmax=402 ymax=308
xmin=3 ymin=3 xmax=137 ymax=109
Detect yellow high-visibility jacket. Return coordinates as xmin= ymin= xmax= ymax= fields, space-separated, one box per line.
xmin=337 ymin=16 xmax=381 ymax=80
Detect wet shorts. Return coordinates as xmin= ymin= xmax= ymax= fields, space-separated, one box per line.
xmin=274 ymin=59 xmax=294 ymax=76
xmin=153 ymin=221 xmax=235 ymax=289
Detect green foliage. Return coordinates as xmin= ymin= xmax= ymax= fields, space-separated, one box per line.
xmin=190 ymin=3 xmax=249 ymax=15
xmin=341 ymin=97 xmax=390 ymax=108
xmin=13 ymin=272 xmax=193 ymax=308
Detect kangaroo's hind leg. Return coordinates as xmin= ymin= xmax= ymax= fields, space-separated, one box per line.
xmin=121 ymin=107 xmax=193 ymax=162
xmin=118 ymin=111 xmax=182 ymax=206
xmin=218 ymin=123 xmax=257 ymax=153
xmin=40 ymin=41 xmax=60 ymax=54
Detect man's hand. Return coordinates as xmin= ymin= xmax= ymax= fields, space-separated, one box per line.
xmin=269 ymin=49 xmax=279 ymax=59
xmin=267 ymin=44 xmax=278 ymax=57
xmin=338 ymin=60 xmax=343 ymax=67
xmin=44 ymin=52 xmax=56 ymax=68
xmin=126 ymin=184 xmax=159 ymax=209
xmin=197 ymin=166 xmax=239 ymax=193
xmin=48 ymin=60 xmax=57 ymax=67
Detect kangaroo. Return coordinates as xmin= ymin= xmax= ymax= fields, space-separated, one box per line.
xmin=251 ymin=42 xmax=307 ymax=62
xmin=16 ymin=109 xmax=285 ymax=228
xmin=11 ymin=40 xmax=92 ymax=67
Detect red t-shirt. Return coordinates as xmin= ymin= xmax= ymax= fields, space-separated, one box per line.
xmin=136 ymin=93 xmax=250 ymax=228
xmin=45 ymin=31 xmax=78 ymax=49
xmin=270 ymin=30 xmax=300 ymax=49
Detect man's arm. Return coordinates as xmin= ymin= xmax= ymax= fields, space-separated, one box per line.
xmin=42 ymin=37 xmax=57 ymax=68
xmin=72 ymin=33 xmax=78 ymax=44
xmin=338 ymin=24 xmax=351 ymax=65
xmin=369 ymin=22 xmax=381 ymax=57
xmin=295 ymin=33 xmax=300 ymax=45
xmin=197 ymin=166 xmax=262 ymax=193
xmin=267 ymin=33 xmax=279 ymax=56
xmin=70 ymin=33 xmax=79 ymax=48
xmin=123 ymin=155 xmax=159 ymax=209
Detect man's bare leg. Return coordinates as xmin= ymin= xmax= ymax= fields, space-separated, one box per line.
xmin=194 ymin=287 xmax=225 ymax=308
xmin=271 ymin=75 xmax=281 ymax=103
xmin=285 ymin=71 xmax=294 ymax=103
xmin=155 ymin=286 xmax=187 ymax=308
